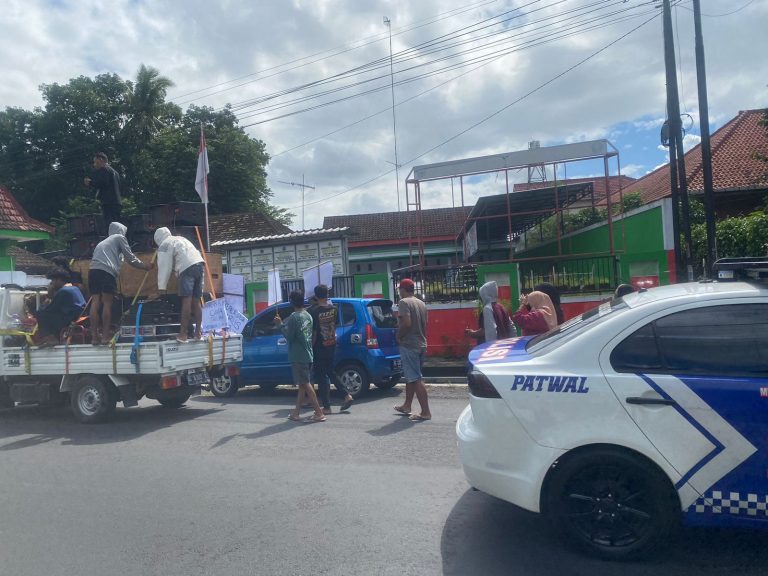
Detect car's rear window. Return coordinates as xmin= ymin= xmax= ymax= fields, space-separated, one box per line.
xmin=527 ymin=299 xmax=629 ymax=354
xmin=368 ymin=301 xmax=397 ymax=328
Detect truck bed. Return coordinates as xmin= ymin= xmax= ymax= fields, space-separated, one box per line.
xmin=0 ymin=335 xmax=242 ymax=377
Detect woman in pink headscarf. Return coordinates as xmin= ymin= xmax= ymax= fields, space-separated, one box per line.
xmin=511 ymin=291 xmax=558 ymax=336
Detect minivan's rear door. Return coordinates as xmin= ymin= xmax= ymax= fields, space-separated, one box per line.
xmin=367 ymin=299 xmax=398 ymax=357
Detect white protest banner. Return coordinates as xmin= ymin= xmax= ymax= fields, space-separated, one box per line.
xmin=201 ymin=299 xmax=228 ymax=333
xmin=223 ymin=300 xmax=249 ymax=334
xmin=267 ymin=269 xmax=281 ymax=305
xmin=302 ymin=260 xmax=334 ymax=298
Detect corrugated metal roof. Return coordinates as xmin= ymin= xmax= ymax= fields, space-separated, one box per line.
xmin=324 ymin=207 xmax=471 ymax=243
xmin=211 ymin=227 xmax=349 ymax=247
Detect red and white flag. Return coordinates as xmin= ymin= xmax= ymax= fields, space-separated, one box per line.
xmin=195 ymin=124 xmax=209 ymax=204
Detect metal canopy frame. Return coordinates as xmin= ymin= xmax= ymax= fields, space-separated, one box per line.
xmin=403 ymin=139 xmax=624 ymax=269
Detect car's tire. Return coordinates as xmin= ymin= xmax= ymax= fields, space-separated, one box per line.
xmin=158 ymin=394 xmax=190 ymax=409
xmin=210 ymin=372 xmax=238 ymax=397
xmin=374 ymin=375 xmax=400 ymax=390
xmin=70 ymin=376 xmax=116 ymax=424
xmin=545 ymin=447 xmax=677 ymax=560
xmin=336 ymin=363 xmax=370 ymax=398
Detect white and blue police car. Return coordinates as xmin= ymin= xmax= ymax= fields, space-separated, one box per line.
xmin=456 ymin=258 xmax=768 ymax=559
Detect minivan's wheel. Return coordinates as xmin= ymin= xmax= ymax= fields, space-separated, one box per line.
xmin=546 ymin=448 xmax=677 ymax=560
xmin=374 ymin=375 xmax=400 ymax=390
xmin=71 ymin=376 xmax=116 ymax=424
xmin=336 ymin=363 xmax=370 ymax=398
xmin=210 ymin=372 xmax=238 ymax=397
xmin=158 ymin=394 xmax=191 ymax=409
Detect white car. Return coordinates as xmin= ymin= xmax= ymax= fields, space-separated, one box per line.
xmin=457 ymin=260 xmax=768 ymax=559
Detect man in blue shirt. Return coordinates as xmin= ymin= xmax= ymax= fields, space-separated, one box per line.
xmin=34 ymin=268 xmax=86 ymax=347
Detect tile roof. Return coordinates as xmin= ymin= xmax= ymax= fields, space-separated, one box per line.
xmin=208 ymin=212 xmax=293 ymax=245
xmin=323 ymin=206 xmax=472 ymax=243
xmin=620 ymin=108 xmax=768 ymax=204
xmin=211 ymin=227 xmax=349 ymax=247
xmin=0 ymin=185 xmax=54 ymax=235
xmin=8 ymin=246 xmax=57 ymax=275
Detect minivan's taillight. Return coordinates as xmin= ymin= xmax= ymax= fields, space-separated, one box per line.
xmin=365 ymin=324 xmax=379 ymax=349
xmin=467 ymin=371 xmax=501 ymax=398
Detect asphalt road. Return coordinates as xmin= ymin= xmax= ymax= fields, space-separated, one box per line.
xmin=1 ymin=385 xmax=766 ymax=576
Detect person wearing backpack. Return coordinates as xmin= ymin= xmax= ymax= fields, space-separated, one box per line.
xmin=465 ymin=281 xmax=512 ymax=344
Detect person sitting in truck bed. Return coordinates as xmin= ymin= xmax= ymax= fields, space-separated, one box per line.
xmin=89 ymin=222 xmax=154 ymax=345
xmin=153 ymin=227 xmax=205 ymax=343
xmin=33 ymin=268 xmax=86 ymax=347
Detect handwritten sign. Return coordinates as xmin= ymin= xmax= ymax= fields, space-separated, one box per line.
xmin=267 ymin=269 xmax=281 ymax=306
xmin=202 ymin=298 xmax=250 ymax=334
xmin=302 ymin=261 xmax=334 ymax=298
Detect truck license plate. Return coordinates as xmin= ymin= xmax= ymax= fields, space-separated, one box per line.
xmin=186 ymin=369 xmax=209 ymax=387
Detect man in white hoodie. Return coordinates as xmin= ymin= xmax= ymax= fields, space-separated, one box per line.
xmin=153 ymin=227 xmax=205 ymax=342
xmin=89 ymin=222 xmax=154 ymax=345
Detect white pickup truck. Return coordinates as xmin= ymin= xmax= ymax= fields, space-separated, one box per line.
xmin=0 ymin=287 xmax=242 ymax=423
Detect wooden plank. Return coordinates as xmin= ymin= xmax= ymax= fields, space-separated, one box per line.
xmin=73 ymin=252 xmax=223 ymax=297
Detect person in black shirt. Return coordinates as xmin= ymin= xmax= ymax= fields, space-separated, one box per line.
xmin=84 ymin=152 xmax=122 ymax=224
xmin=308 ymin=284 xmax=354 ymax=413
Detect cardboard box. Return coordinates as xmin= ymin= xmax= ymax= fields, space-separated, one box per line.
xmin=73 ymin=252 xmax=223 ymax=297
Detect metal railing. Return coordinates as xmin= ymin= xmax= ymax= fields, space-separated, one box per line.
xmin=280 ymin=275 xmax=356 ymax=300
xmin=518 ymin=256 xmax=618 ymax=295
xmin=391 ymin=265 xmax=478 ymax=303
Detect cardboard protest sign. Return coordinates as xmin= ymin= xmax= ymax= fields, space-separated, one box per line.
xmin=302 ymin=261 xmax=333 ymax=298
xmin=267 ymin=269 xmax=281 ymax=306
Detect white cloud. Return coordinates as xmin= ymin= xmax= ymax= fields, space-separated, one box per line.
xmin=0 ymin=0 xmax=766 ymax=229
xmin=683 ymin=133 xmax=702 ymax=152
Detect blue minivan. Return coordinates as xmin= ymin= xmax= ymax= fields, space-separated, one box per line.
xmin=209 ymin=298 xmax=401 ymax=398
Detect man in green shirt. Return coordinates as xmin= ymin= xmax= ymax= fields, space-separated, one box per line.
xmin=274 ymin=290 xmax=326 ymax=423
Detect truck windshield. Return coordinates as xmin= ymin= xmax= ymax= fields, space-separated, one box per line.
xmin=526 ymin=299 xmax=629 ymax=354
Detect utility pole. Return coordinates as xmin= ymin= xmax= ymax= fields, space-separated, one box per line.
xmin=692 ymin=0 xmax=717 ymax=274
xmin=661 ymin=0 xmax=692 ymax=280
xmin=384 ymin=16 xmax=402 ymax=212
xmin=278 ymin=175 xmax=315 ymax=229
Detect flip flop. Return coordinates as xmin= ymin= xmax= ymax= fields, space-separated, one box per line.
xmin=287 ymin=414 xmax=302 ymax=422
xmin=408 ymin=414 xmax=431 ymax=422
xmin=394 ymin=405 xmax=411 ymax=415
xmin=340 ymin=399 xmax=353 ymax=411
xmin=175 ymin=337 xmax=188 ymax=344
xmin=304 ymin=414 xmax=327 ymax=423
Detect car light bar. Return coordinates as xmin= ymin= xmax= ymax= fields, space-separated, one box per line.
xmin=467 ymin=370 xmax=501 ymax=399
xmin=713 ymin=257 xmax=768 ymax=282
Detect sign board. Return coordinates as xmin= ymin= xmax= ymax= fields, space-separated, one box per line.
xmin=466 ymin=223 xmax=478 ymax=258
xmin=222 ymin=273 xmax=245 ymax=296
xmin=302 ymin=261 xmax=334 ymax=298
xmin=267 ymin=269 xmax=281 ymax=305
xmin=201 ymin=298 xmax=249 ymax=334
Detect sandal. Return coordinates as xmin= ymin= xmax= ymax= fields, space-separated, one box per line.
xmin=340 ymin=398 xmax=354 ymax=412
xmin=304 ymin=414 xmax=327 ymax=423
xmin=408 ymin=414 xmax=431 ymax=421
xmin=288 ymin=414 xmax=302 ymax=422
xmin=394 ymin=405 xmax=411 ymax=415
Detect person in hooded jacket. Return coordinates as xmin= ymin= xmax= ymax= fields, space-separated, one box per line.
xmin=89 ymin=222 xmax=154 ymax=345
xmin=153 ymin=227 xmax=205 ymax=343
xmin=465 ymin=281 xmax=512 ymax=344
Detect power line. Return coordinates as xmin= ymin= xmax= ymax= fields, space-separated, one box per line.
xmin=284 ymin=9 xmax=661 ymax=211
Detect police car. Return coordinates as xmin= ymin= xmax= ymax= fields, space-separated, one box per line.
xmin=456 ymin=258 xmax=768 ymax=559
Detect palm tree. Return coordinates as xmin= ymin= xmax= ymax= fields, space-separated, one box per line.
xmin=124 ymin=64 xmax=178 ymax=148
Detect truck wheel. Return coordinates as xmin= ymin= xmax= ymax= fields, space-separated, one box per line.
xmin=336 ymin=363 xmax=370 ymax=398
xmin=71 ymin=376 xmax=116 ymax=424
xmin=158 ymin=394 xmax=191 ymax=409
xmin=210 ymin=372 xmax=238 ymax=397
xmin=545 ymin=448 xmax=677 ymax=560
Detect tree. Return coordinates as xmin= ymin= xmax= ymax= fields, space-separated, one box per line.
xmin=124 ymin=65 xmax=179 ymax=149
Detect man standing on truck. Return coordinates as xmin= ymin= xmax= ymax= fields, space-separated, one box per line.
xmin=153 ymin=227 xmax=205 ymax=343
xmin=308 ymin=284 xmax=354 ymax=414
xmin=84 ymin=152 xmax=122 ymax=224
xmin=89 ymin=222 xmax=154 ymax=345
xmin=33 ymin=268 xmax=86 ymax=347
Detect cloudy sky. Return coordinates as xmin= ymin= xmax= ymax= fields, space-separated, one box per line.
xmin=2 ymin=0 xmax=766 ymax=229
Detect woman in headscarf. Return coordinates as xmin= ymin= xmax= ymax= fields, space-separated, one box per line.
xmin=465 ymin=281 xmax=512 ymax=344
xmin=534 ymin=282 xmax=564 ymax=325
xmin=512 ymin=290 xmax=557 ymax=336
